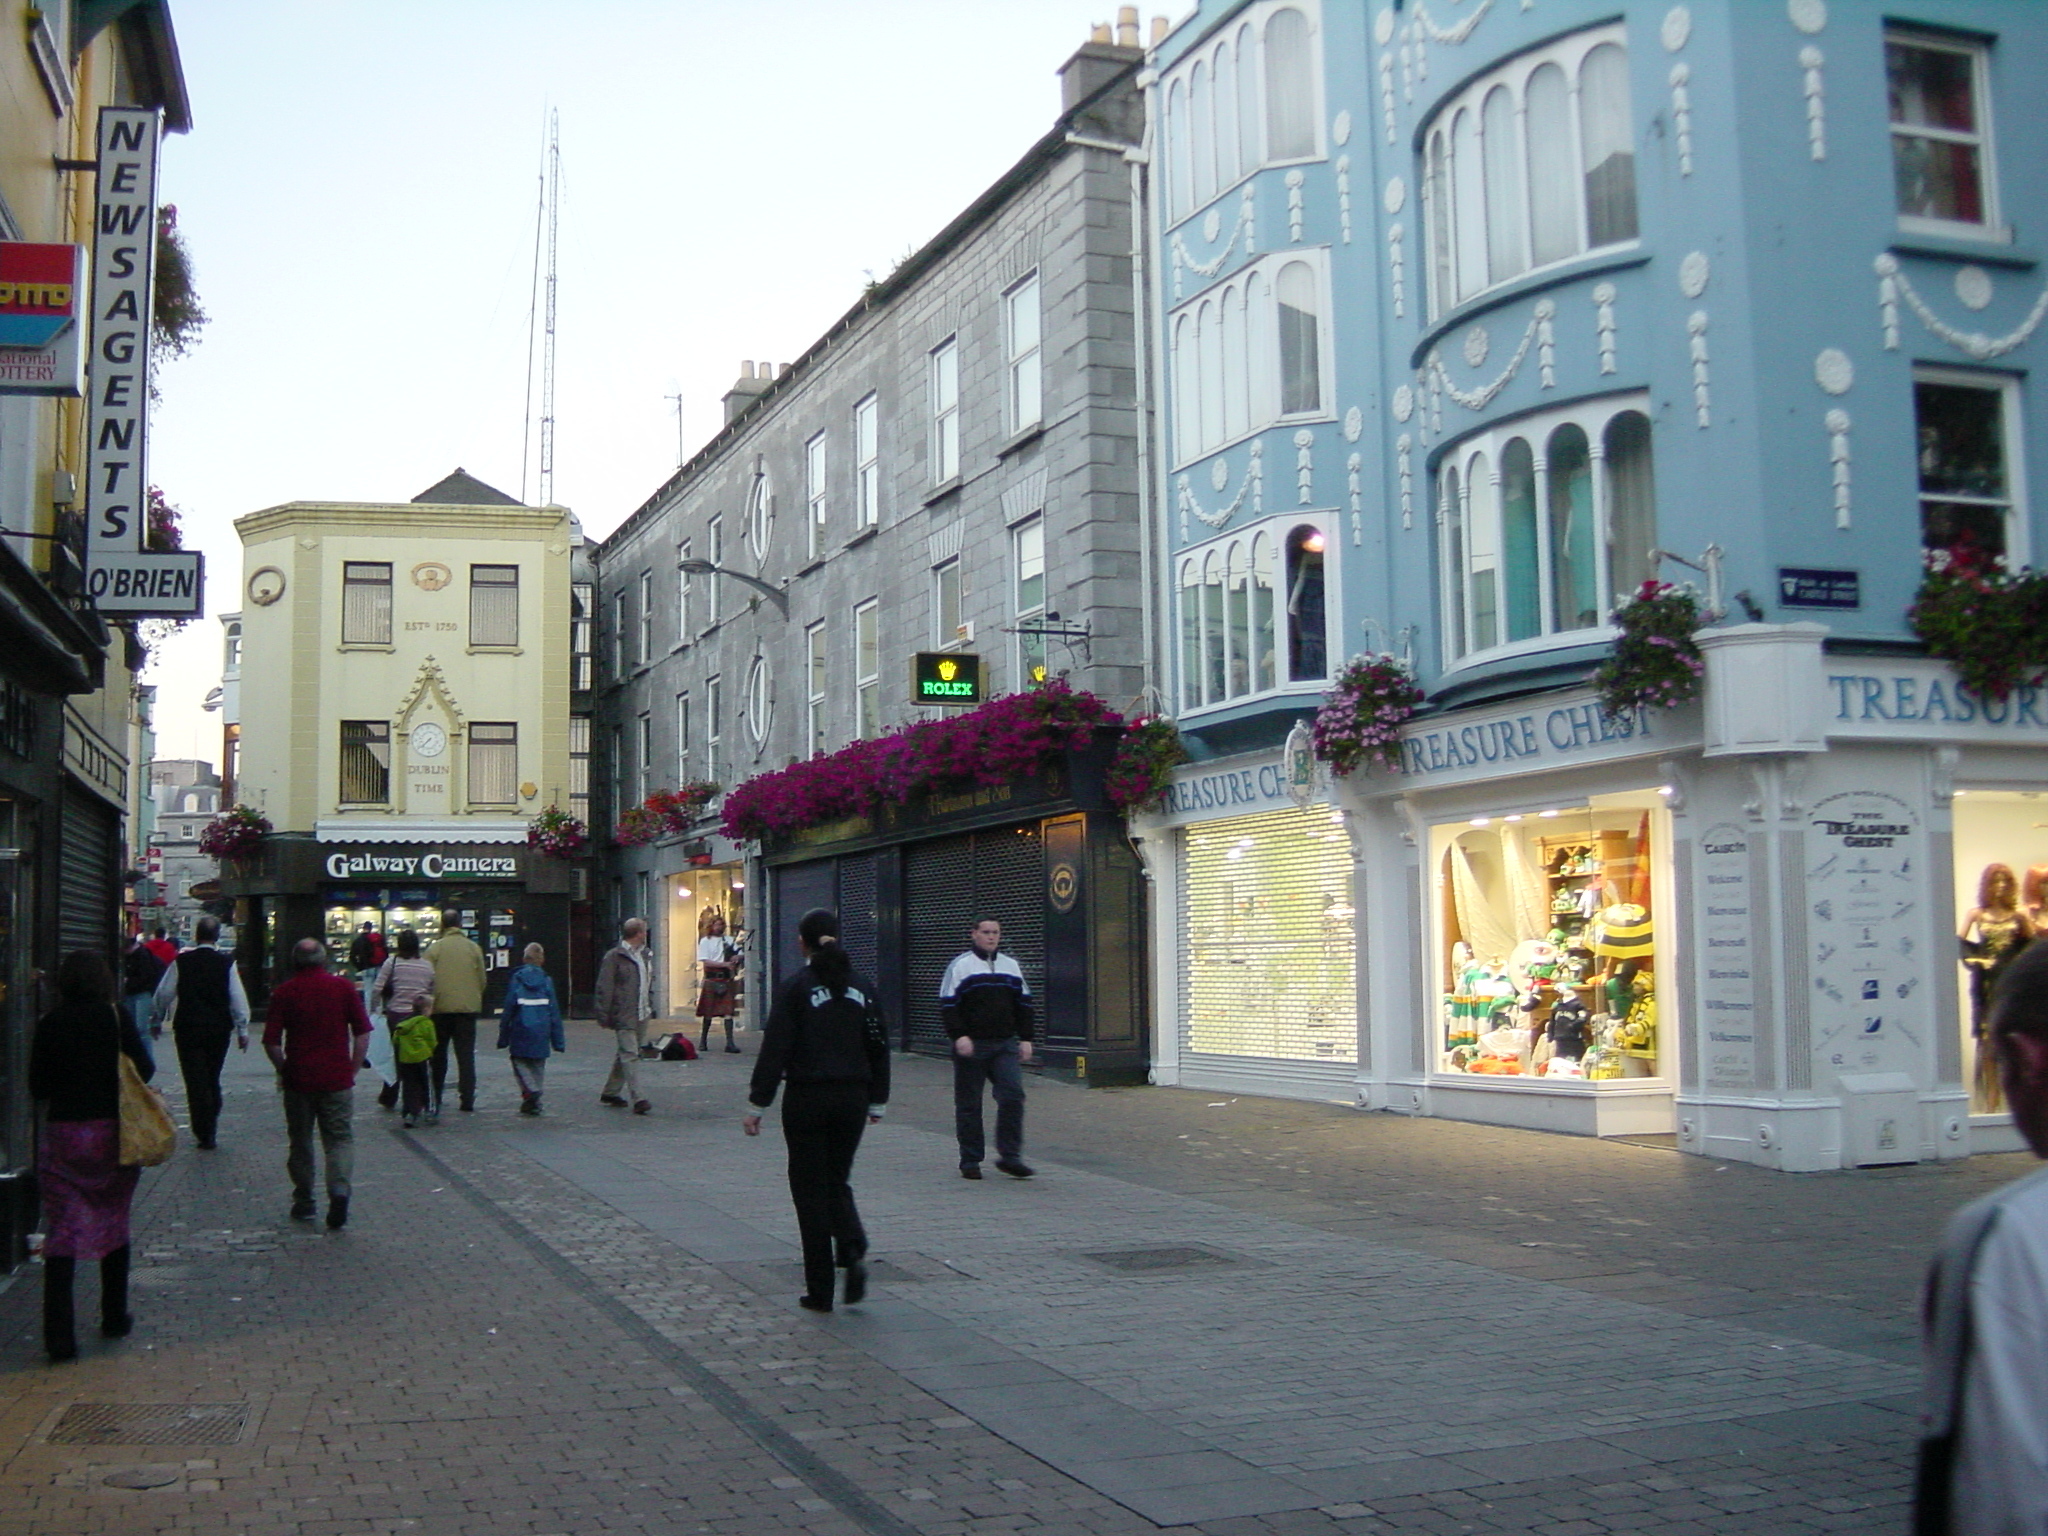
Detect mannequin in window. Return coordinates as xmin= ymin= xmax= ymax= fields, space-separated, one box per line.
xmin=1962 ymin=862 xmax=2035 ymax=1111
xmin=1285 ymin=527 xmax=1326 ymax=681
xmin=2024 ymin=865 xmax=2048 ymax=932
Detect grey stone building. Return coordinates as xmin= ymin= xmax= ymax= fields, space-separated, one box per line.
xmin=593 ymin=29 xmax=1153 ymax=1078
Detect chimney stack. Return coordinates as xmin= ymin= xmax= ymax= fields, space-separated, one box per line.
xmin=1117 ymin=7 xmax=1140 ymax=48
xmin=721 ymin=360 xmax=774 ymax=424
xmin=1151 ymin=14 xmax=1169 ymax=45
xmin=1059 ymin=22 xmax=1144 ymax=112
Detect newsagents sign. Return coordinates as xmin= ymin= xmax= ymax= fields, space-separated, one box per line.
xmin=323 ymin=849 xmax=521 ymax=881
xmin=84 ymin=107 xmax=202 ymax=618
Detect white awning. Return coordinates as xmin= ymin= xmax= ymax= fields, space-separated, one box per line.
xmin=313 ymin=819 xmax=529 ymax=845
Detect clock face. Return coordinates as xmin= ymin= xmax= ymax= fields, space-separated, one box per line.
xmin=247 ymin=566 xmax=286 ymax=606
xmin=412 ymin=722 xmax=447 ymax=759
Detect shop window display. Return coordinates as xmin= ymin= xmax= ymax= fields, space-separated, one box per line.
xmin=1434 ymin=803 xmax=1660 ymax=1081
xmin=1948 ymin=794 xmax=2048 ymax=1114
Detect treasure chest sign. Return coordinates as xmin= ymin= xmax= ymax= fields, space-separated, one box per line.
xmin=1806 ymin=791 xmax=1928 ymax=1085
xmin=0 ymin=241 xmax=84 ymax=396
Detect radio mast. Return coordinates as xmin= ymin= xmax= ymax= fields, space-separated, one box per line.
xmin=521 ymin=111 xmax=561 ymax=506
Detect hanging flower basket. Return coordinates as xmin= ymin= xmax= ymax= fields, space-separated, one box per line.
xmin=721 ymin=679 xmax=1123 ymax=843
xmin=197 ymin=804 xmax=271 ymax=862
xmin=1592 ymin=580 xmax=1705 ymax=716
xmin=526 ymin=805 xmax=589 ymax=860
xmin=1311 ymin=654 xmax=1424 ymax=775
xmin=1909 ymin=540 xmax=2048 ymax=704
xmin=1105 ymin=714 xmax=1188 ymax=813
xmin=613 ymin=782 xmax=722 ymax=847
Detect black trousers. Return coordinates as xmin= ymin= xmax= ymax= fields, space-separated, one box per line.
xmin=780 ymin=1082 xmax=870 ymax=1303
xmin=174 ymin=1025 xmax=233 ymax=1146
xmin=430 ymin=1013 xmax=477 ymax=1110
xmin=43 ymin=1245 xmax=129 ymax=1355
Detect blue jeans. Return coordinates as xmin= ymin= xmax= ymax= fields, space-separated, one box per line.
xmin=953 ymin=1038 xmax=1025 ymax=1166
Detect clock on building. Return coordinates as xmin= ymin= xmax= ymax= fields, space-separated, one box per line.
xmin=411 ymin=722 xmax=447 ymax=758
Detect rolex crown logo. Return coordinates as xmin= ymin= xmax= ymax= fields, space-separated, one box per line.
xmin=938 ymin=658 xmax=958 ymax=681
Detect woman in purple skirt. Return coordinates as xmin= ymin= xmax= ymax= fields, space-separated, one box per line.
xmin=30 ymin=950 xmax=154 ymax=1362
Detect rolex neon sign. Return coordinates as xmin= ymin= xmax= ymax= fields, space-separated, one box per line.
xmin=911 ymin=651 xmax=984 ymax=707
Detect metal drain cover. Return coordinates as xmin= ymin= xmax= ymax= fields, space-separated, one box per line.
xmin=1079 ymin=1245 xmax=1239 ymax=1274
xmin=50 ymin=1403 xmax=247 ymax=1446
xmin=102 ymin=1467 xmax=181 ymax=1490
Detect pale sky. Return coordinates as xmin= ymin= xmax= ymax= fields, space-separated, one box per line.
xmin=142 ymin=0 xmax=1144 ymax=769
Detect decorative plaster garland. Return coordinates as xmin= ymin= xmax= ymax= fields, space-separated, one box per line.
xmin=1177 ymin=439 xmax=1264 ymax=537
xmin=1388 ymin=221 xmax=1406 ymax=318
xmin=1347 ymin=451 xmax=1364 ymax=543
xmin=1294 ymin=429 xmax=1316 ymax=504
xmin=1336 ymin=156 xmax=1353 ymax=244
xmin=1170 ymin=186 xmax=1256 ymax=303
xmin=1669 ymin=64 xmax=1695 ymax=176
xmin=1688 ymin=311 xmax=1712 ymax=427
xmin=1286 ymin=170 xmax=1306 ymax=243
xmin=1420 ymin=299 xmax=1557 ymax=414
xmin=1594 ymin=283 xmax=1618 ymax=373
xmin=1396 ymin=435 xmax=1414 ymax=531
xmin=1876 ymin=252 xmax=2048 ymax=360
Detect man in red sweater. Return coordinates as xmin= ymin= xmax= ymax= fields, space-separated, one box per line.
xmin=262 ymin=939 xmax=372 ymax=1230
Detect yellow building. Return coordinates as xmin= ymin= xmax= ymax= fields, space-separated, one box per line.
xmin=225 ymin=470 xmax=582 ymax=998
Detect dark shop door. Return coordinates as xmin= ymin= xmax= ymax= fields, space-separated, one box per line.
xmin=903 ymin=826 xmax=1043 ymax=1056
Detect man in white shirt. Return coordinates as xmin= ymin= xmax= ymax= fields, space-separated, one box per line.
xmin=152 ymin=916 xmax=251 ymax=1150
xmin=1921 ymin=938 xmax=2048 ymax=1534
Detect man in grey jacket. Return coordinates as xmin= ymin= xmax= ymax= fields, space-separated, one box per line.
xmin=593 ymin=918 xmax=653 ymax=1115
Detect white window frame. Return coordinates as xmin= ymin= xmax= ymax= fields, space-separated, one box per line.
xmin=746 ymin=461 xmax=773 ymax=561
xmin=854 ymin=599 xmax=879 ymax=739
xmin=1887 ymin=28 xmax=2003 ymax=240
xmin=707 ymin=515 xmax=724 ymax=623
xmin=745 ymin=655 xmax=773 ymax=747
xmin=930 ymin=337 xmax=961 ymax=483
xmin=1014 ymin=517 xmax=1047 ymax=685
xmin=705 ymin=674 xmax=723 ymax=785
xmin=1004 ymin=274 xmax=1043 ymax=434
xmin=1169 ymin=248 xmax=1333 ymax=468
xmin=805 ymin=432 xmax=828 ymax=559
xmin=469 ymin=564 xmax=519 ymax=648
xmin=1419 ymin=22 xmax=1637 ymax=322
xmin=342 ymin=562 xmax=393 ymax=647
xmin=468 ymin=722 xmax=519 ymax=807
xmin=1913 ymin=366 xmax=2029 ymax=565
xmin=1434 ymin=391 xmax=1657 ymax=670
xmin=676 ymin=540 xmax=692 ymax=643
xmin=569 ymin=715 xmax=590 ymax=820
xmin=1174 ymin=516 xmax=1321 ymax=714
xmin=611 ymin=590 xmax=627 ymax=680
xmin=636 ymin=712 xmax=653 ymax=803
xmin=637 ymin=570 xmax=653 ymax=665
xmin=675 ymin=692 xmax=692 ymax=783
xmin=806 ymin=621 xmax=827 ymax=756
xmin=934 ymin=558 xmax=964 ymax=649
xmin=1159 ymin=1 xmax=1325 ymax=225
xmin=854 ymin=394 xmax=880 ymax=528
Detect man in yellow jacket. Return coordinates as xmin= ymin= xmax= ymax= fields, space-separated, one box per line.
xmin=427 ymin=911 xmax=488 ymax=1116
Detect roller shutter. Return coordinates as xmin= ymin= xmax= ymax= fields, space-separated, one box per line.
xmin=836 ymin=853 xmax=879 ymax=985
xmin=1180 ymin=805 xmax=1357 ymax=1062
xmin=904 ymin=827 xmax=1043 ymax=1055
xmin=58 ymin=784 xmax=119 ymax=961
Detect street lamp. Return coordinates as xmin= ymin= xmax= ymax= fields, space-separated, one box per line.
xmin=678 ymin=559 xmax=788 ymax=618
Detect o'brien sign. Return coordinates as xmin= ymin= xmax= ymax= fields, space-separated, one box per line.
xmin=324 ymin=850 xmax=521 ymax=880
xmin=84 ymin=108 xmax=202 ymax=618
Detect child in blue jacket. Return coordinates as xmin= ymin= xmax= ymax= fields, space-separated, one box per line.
xmin=497 ymin=943 xmax=566 ymax=1116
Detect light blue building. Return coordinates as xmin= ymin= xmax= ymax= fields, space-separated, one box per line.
xmin=1133 ymin=0 xmax=2048 ymax=1167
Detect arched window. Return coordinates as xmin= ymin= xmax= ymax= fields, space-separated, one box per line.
xmin=1276 ymin=261 xmax=1320 ymax=415
xmin=1524 ymin=64 xmax=1576 ymax=265
xmin=1201 ymin=549 xmax=1228 ymax=703
xmin=1420 ymin=25 xmax=1635 ymax=318
xmin=1578 ymin=43 xmax=1638 ymax=247
xmin=1215 ymin=38 xmax=1240 ymax=186
xmin=1546 ymin=423 xmax=1597 ymax=630
xmin=1198 ymin=297 xmax=1224 ymax=447
xmin=1251 ymin=532 xmax=1278 ymax=691
xmin=1284 ymin=525 xmax=1327 ymax=681
xmin=745 ymin=656 xmax=773 ymax=745
xmin=1500 ymin=438 xmax=1540 ymax=642
xmin=1225 ymin=539 xmax=1251 ymax=695
xmin=1264 ymin=7 xmax=1316 ymax=159
xmin=1437 ymin=397 xmax=1656 ymax=664
xmin=1221 ymin=283 xmax=1250 ymax=441
xmin=1173 ymin=313 xmax=1197 ymax=460
xmin=1191 ymin=61 xmax=1216 ymax=209
xmin=1179 ymin=558 xmax=1203 ymax=709
xmin=1604 ymin=410 xmax=1656 ymax=599
xmin=1482 ymin=85 xmax=1526 ymax=285
xmin=1166 ymin=78 xmax=1190 ymax=221
xmin=1235 ymin=22 xmax=1261 ymax=170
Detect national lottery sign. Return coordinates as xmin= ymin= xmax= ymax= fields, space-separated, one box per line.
xmin=0 ymin=241 xmax=83 ymax=396
xmin=83 ymin=108 xmax=203 ymax=618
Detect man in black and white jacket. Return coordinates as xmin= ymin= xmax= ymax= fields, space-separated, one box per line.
xmin=940 ymin=917 xmax=1034 ymax=1180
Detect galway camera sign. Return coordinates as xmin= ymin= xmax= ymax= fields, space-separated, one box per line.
xmin=910 ymin=651 xmax=984 ymax=707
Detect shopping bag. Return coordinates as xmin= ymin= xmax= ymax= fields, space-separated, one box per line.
xmin=117 ymin=1050 xmax=176 ymax=1167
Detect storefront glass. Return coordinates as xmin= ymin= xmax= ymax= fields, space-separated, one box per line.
xmin=1182 ymin=805 xmax=1357 ymax=1062
xmin=663 ymin=864 xmax=746 ymax=1020
xmin=325 ymin=894 xmax=442 ymax=969
xmin=1431 ymin=792 xmax=1666 ymax=1082
xmin=1950 ymin=790 xmax=2045 ymax=1115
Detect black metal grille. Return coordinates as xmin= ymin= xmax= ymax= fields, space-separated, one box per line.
xmin=1080 ymin=1246 xmax=1240 ymax=1275
xmin=837 ymin=854 xmax=878 ymax=985
xmin=49 ymin=1403 xmax=248 ymax=1446
xmin=57 ymin=785 xmax=117 ymax=960
xmin=904 ymin=828 xmax=1043 ymax=1055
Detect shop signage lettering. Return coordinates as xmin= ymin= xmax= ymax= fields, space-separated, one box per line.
xmin=1827 ymin=664 xmax=2048 ymax=744
xmin=324 ymin=850 xmax=519 ymax=880
xmin=1163 ymin=761 xmax=1293 ymax=816
xmin=0 ymin=240 xmax=84 ymax=396
xmin=1399 ymin=698 xmax=1656 ymax=781
xmin=1806 ymin=790 xmax=1925 ymax=1085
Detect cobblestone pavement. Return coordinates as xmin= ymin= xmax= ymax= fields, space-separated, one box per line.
xmin=0 ymin=1021 xmax=2031 ymax=1535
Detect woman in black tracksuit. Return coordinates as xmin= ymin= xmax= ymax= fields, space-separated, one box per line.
xmin=742 ymin=908 xmax=891 ymax=1312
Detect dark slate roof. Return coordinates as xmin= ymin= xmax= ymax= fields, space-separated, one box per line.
xmin=411 ymin=468 xmax=523 ymax=507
